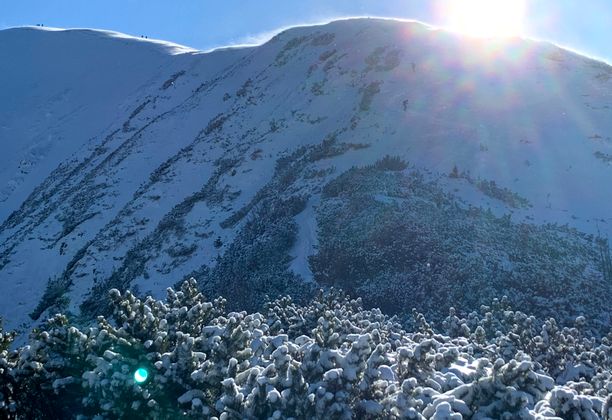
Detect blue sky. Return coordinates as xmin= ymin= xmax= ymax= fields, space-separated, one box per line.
xmin=2 ymin=0 xmax=612 ymax=62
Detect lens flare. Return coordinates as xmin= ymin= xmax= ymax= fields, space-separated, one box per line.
xmin=134 ymin=367 xmax=149 ymax=384
xmin=446 ymin=0 xmax=526 ymax=38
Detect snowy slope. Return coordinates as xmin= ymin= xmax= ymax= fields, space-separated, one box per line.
xmin=1 ymin=19 xmax=612 ymax=333
xmin=0 ymin=27 xmax=196 ymax=222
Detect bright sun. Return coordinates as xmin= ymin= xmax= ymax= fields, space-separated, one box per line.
xmin=447 ymin=0 xmax=526 ymax=38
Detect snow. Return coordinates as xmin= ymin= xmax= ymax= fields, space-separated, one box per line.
xmin=289 ymin=196 xmax=319 ymax=280
xmin=1 ymin=18 xmax=612 ymax=335
xmin=0 ymin=26 xmax=193 ymax=221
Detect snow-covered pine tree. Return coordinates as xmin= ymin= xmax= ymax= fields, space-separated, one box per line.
xmin=0 ymin=279 xmax=609 ymax=419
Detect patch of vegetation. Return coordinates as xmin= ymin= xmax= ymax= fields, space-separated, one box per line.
xmin=448 ymin=167 xmax=531 ymax=209
xmin=318 ymin=49 xmax=336 ymax=62
xmin=204 ymin=112 xmax=232 ymax=135
xmin=165 ymin=243 xmax=198 ymax=259
xmin=310 ymin=80 xmax=326 ymax=96
xmin=160 ymin=70 xmax=186 ymax=90
xmin=365 ymin=46 xmax=402 ymax=72
xmin=595 ymin=151 xmax=612 ymax=164
xmin=31 ymin=240 xmax=94 ymax=320
xmin=2 ymin=281 xmax=610 ymax=419
xmin=474 ymin=179 xmax=531 ymax=209
xmin=201 ymin=195 xmax=311 ymax=312
xmin=312 ymin=162 xmax=611 ymax=329
xmin=323 ymin=52 xmax=347 ymax=73
xmin=596 ymin=236 xmax=612 ymax=283
xmin=359 ymin=81 xmax=382 ymax=111
xmin=235 ymin=78 xmax=252 ymax=98
xmin=220 ymin=132 xmax=369 ymax=230
xmin=373 ymin=155 xmax=409 ymax=171
xmin=80 ymin=159 xmax=238 ymax=318
xmin=275 ymin=36 xmax=308 ymax=66
xmin=310 ymin=32 xmax=335 ymax=46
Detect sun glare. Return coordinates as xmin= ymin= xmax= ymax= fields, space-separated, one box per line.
xmin=447 ymin=0 xmax=526 ymax=38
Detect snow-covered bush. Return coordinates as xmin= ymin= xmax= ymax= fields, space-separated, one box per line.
xmin=0 ymin=280 xmax=609 ymax=419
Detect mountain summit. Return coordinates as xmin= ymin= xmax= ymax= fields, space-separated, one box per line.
xmin=1 ymin=18 xmax=611 ymax=334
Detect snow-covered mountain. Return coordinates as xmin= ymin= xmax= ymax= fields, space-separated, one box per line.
xmin=1 ymin=18 xmax=611 ymax=335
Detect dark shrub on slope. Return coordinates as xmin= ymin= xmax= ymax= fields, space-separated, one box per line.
xmin=312 ymin=164 xmax=611 ymax=329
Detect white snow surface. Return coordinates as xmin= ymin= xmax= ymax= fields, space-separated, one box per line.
xmin=1 ymin=19 xmax=612 ymax=332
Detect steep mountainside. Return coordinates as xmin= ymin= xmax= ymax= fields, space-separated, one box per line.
xmin=0 ymin=26 xmax=195 ymax=221
xmin=1 ymin=19 xmax=611 ymax=335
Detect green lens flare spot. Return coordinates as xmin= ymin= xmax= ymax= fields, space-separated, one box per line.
xmin=134 ymin=367 xmax=149 ymax=384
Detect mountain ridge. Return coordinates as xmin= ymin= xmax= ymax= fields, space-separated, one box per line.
xmin=1 ymin=18 xmax=611 ymax=336
xmin=6 ymin=17 xmax=612 ymax=65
